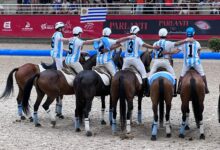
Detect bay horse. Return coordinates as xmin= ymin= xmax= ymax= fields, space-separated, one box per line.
xmin=148 ymin=68 xmax=175 ymax=141
xmin=0 ymin=54 xmax=88 ymax=121
xmin=179 ymin=68 xmax=205 ymax=139
xmin=108 ymin=51 xmax=152 ymax=135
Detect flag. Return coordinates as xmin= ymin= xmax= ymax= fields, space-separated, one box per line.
xmin=80 ymin=7 xmax=107 ymax=23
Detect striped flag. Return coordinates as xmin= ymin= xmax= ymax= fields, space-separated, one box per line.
xmin=80 ymin=7 xmax=107 ymax=23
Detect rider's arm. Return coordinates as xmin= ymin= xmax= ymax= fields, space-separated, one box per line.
xmin=60 ymin=37 xmax=72 ymax=42
xmin=83 ymin=38 xmax=101 ymax=45
xmin=116 ymin=35 xmax=135 ymax=44
xmin=174 ymin=38 xmax=194 ymax=46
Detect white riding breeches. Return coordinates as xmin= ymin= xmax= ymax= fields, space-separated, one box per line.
xmin=181 ymin=63 xmax=205 ymax=77
xmin=149 ymin=59 xmax=176 ymax=79
xmin=97 ymin=60 xmax=116 ymax=77
xmin=55 ymin=57 xmax=63 ymax=70
xmin=122 ymin=57 xmax=147 ymax=79
xmin=67 ymin=62 xmax=84 ymax=74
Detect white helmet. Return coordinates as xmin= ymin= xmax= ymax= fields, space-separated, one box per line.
xmin=102 ymin=27 xmax=112 ymax=36
xmin=73 ymin=26 xmax=83 ymax=35
xmin=55 ymin=22 xmax=64 ymax=29
xmin=159 ymin=28 xmax=168 ymax=37
xmin=130 ymin=25 xmax=140 ymax=34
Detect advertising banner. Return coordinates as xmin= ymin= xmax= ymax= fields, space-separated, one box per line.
xmin=0 ymin=15 xmax=219 ymax=40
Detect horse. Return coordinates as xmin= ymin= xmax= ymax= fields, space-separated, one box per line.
xmin=0 ymin=54 xmax=88 ymax=121
xmin=148 ymin=67 xmax=175 ymax=141
xmin=179 ymin=68 xmax=206 ymax=139
xmin=21 ymin=52 xmax=117 ymax=127
xmin=105 ymin=51 xmax=152 ymax=135
xmin=72 ymin=49 xmax=125 ymax=136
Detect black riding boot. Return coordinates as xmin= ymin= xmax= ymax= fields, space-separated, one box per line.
xmin=202 ymin=76 xmax=209 ymax=94
xmin=173 ymin=79 xmax=177 ymax=97
xmin=177 ymin=77 xmax=183 ymax=94
xmin=143 ymin=78 xmax=150 ymax=97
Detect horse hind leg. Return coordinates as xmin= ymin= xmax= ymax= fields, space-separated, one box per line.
xmin=199 ymin=101 xmax=205 ymax=140
xmin=42 ymin=96 xmax=56 ymax=128
xmin=137 ymin=94 xmax=143 ymax=124
xmin=165 ymin=100 xmax=172 ymax=138
xmin=185 ymin=109 xmax=190 ymax=130
xmin=151 ymin=101 xmax=159 ymax=141
xmin=16 ymin=88 xmax=26 ymax=121
xmin=55 ymin=96 xmax=64 ymax=119
xmin=100 ymin=95 xmax=106 ymax=125
xmin=83 ymin=98 xmax=93 ymax=137
xmin=179 ymin=100 xmax=189 ymax=138
xmin=126 ymin=100 xmax=133 ymax=134
xmin=33 ymin=92 xmax=45 ymax=127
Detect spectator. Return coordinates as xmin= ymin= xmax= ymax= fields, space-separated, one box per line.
xmin=61 ymin=0 xmax=71 ymax=14
xmin=136 ymin=0 xmax=144 ymax=14
xmin=69 ymin=0 xmax=78 ymax=14
xmin=17 ymin=0 xmax=23 ymax=14
xmin=39 ymin=0 xmax=51 ymax=14
xmin=144 ymin=0 xmax=154 ymax=14
xmin=52 ymin=0 xmax=62 ymax=14
xmin=210 ymin=0 xmax=220 ymax=14
xmin=179 ymin=3 xmax=190 ymax=14
xmin=0 ymin=0 xmax=4 ymax=14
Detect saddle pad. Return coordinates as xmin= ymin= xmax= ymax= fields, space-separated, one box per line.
xmin=38 ymin=64 xmax=46 ymax=73
xmin=148 ymin=71 xmax=175 ymax=86
xmin=60 ymin=70 xmax=75 ymax=87
xmin=135 ymin=73 xmax=142 ymax=85
xmin=94 ymin=70 xmax=110 ymax=86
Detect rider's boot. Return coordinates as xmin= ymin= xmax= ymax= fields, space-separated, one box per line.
xmin=177 ymin=76 xmax=183 ymax=94
xmin=202 ymin=76 xmax=209 ymax=94
xmin=173 ymin=79 xmax=177 ymax=97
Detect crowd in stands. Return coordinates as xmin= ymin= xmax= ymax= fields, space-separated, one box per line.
xmin=0 ymin=0 xmax=219 ymax=15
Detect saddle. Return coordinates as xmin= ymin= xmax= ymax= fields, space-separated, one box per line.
xmin=125 ymin=66 xmax=142 ymax=84
xmin=92 ymin=65 xmax=111 ymax=86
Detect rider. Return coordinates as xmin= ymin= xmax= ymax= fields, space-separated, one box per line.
xmin=51 ymin=22 xmax=72 ymax=70
xmin=165 ymin=27 xmax=209 ymax=94
xmin=149 ymin=28 xmax=191 ymax=97
xmin=95 ymin=27 xmax=134 ymax=77
xmin=122 ymin=25 xmax=157 ymax=96
xmin=65 ymin=26 xmax=99 ymax=74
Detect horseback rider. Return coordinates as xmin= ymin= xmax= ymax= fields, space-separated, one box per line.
xmin=165 ymin=27 xmax=209 ymax=94
xmin=121 ymin=25 xmax=157 ymax=96
xmin=95 ymin=27 xmax=134 ymax=77
xmin=65 ymin=26 xmax=99 ymax=74
xmin=50 ymin=22 xmax=72 ymax=70
xmin=149 ymin=28 xmax=191 ymax=97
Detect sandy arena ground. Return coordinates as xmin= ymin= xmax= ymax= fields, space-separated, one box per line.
xmin=0 ymin=43 xmax=219 ymax=150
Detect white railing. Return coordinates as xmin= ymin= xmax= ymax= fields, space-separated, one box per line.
xmin=0 ymin=3 xmax=218 ymax=15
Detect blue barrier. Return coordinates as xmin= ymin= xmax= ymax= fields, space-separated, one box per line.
xmin=0 ymin=49 xmax=220 ymax=59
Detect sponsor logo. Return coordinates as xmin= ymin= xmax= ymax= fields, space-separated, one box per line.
xmin=63 ymin=20 xmax=72 ymax=34
xmin=83 ymin=22 xmax=94 ymax=32
xmin=22 ymin=22 xmax=33 ymax=32
xmin=41 ymin=23 xmax=54 ymax=30
xmin=2 ymin=21 xmax=12 ymax=31
xmin=195 ymin=21 xmax=210 ymax=30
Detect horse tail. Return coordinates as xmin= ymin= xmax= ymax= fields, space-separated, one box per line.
xmin=0 ymin=68 xmax=18 ymax=99
xmin=159 ymin=78 xmax=164 ymax=124
xmin=22 ymin=74 xmax=40 ymax=115
xmin=190 ymin=77 xmax=200 ymax=126
xmin=119 ymin=76 xmax=126 ymax=131
xmin=41 ymin=59 xmax=57 ymax=70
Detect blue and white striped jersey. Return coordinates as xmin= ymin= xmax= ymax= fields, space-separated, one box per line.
xmin=50 ymin=31 xmax=64 ymax=58
xmin=65 ymin=37 xmax=84 ymax=64
xmin=153 ymin=39 xmax=175 ymax=59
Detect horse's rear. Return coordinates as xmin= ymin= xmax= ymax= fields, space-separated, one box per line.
xmin=111 ymin=70 xmax=142 ymax=134
xmin=150 ymin=77 xmax=173 ymax=140
xmin=179 ymin=69 xmax=205 ymax=139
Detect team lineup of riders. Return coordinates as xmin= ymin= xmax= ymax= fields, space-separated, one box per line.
xmin=51 ymin=21 xmax=209 ymax=97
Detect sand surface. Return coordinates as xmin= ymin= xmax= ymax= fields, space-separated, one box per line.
xmin=0 ymin=43 xmax=219 ymax=150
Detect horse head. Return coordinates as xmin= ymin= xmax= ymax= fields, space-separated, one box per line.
xmin=112 ymin=48 xmax=123 ymax=70
xmin=140 ymin=50 xmax=152 ymax=72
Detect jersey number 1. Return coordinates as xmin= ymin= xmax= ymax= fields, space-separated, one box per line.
xmin=188 ymin=44 xmax=193 ymax=57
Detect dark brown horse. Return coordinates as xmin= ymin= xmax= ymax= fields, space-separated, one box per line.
xmin=149 ymin=69 xmax=175 ymax=141
xmin=0 ymin=53 xmax=89 ymax=121
xmin=179 ymin=68 xmax=205 ymax=139
xmin=110 ymin=51 xmax=152 ymax=135
xmin=218 ymin=85 xmax=220 ymax=123
xmin=0 ymin=61 xmax=56 ymax=121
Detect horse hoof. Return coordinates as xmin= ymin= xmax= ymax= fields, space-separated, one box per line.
xmin=29 ymin=117 xmax=33 ymax=122
xmin=166 ymin=133 xmax=171 ymax=138
xmin=200 ymin=134 xmax=205 ymax=140
xmin=35 ymin=123 xmax=41 ymax=127
xmin=21 ymin=116 xmax=26 ymax=120
xmin=151 ymin=135 xmax=157 ymax=141
xmin=185 ymin=125 xmax=190 ymax=130
xmin=56 ymin=114 xmax=64 ymax=119
xmin=75 ymin=128 xmax=81 ymax=132
xmin=179 ymin=134 xmax=185 ymax=138
xmin=86 ymin=131 xmax=92 ymax=137
xmin=51 ymin=121 xmax=56 ymax=127
xmin=101 ymin=120 xmax=106 ymax=125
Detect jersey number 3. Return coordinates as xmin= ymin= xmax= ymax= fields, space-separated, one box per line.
xmin=128 ymin=40 xmax=134 ymax=53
